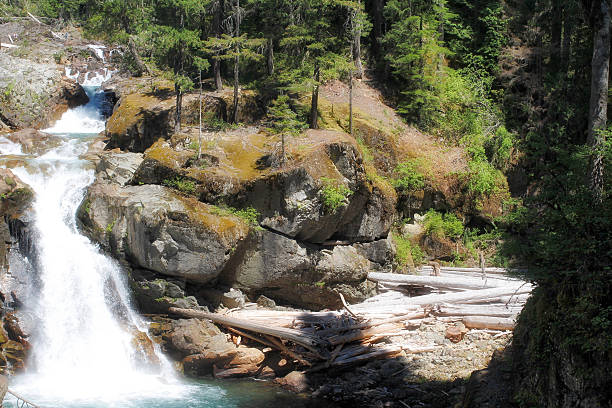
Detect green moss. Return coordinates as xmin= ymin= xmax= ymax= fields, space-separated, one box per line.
xmin=210 ymin=205 xmax=262 ymax=229
xmin=393 ymin=232 xmax=426 ymax=268
xmin=4 ymin=177 xmax=16 ymax=187
xmin=162 ymin=177 xmax=196 ymax=194
xmin=106 ymin=219 xmax=116 ymax=233
xmin=320 ymin=177 xmax=352 ymax=213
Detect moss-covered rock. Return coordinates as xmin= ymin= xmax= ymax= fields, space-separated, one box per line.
xmin=103 ymin=77 xmax=263 ymax=153
xmin=0 ymin=53 xmax=87 ymax=129
xmin=78 ymin=182 xmax=249 ymax=283
xmin=133 ymin=129 xmax=396 ymax=244
xmin=0 ymin=169 xmax=33 ymax=219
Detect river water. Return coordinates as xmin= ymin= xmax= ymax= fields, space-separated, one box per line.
xmin=0 ymin=78 xmax=328 ymax=408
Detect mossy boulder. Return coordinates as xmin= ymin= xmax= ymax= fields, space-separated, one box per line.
xmin=78 ymin=182 xmax=250 ymax=283
xmin=104 ymin=77 xmax=263 ymax=153
xmin=130 ymin=268 xmax=201 ymax=313
xmin=0 ymin=53 xmax=87 ymax=129
xmin=0 ymin=169 xmax=33 ymax=218
xmin=221 ymin=229 xmax=378 ymax=310
xmin=133 ymin=129 xmax=397 ymax=244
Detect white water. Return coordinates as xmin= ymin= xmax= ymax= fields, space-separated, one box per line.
xmin=0 ymin=73 xmax=319 ymax=408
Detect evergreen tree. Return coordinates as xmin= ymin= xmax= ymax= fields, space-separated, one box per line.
xmin=204 ymin=0 xmax=264 ymax=123
xmin=152 ymin=0 xmax=210 ymax=132
xmin=266 ymin=94 xmax=306 ymax=164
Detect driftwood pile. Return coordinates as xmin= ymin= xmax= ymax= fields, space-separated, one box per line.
xmin=170 ymin=267 xmax=532 ymax=371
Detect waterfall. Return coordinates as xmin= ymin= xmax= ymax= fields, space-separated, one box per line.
xmin=0 ymin=69 xmax=310 ymax=408
xmin=1 ymin=73 xmax=202 ymax=407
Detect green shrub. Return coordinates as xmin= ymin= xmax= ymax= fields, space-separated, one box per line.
xmin=424 ymin=209 xmax=464 ymax=240
xmin=464 ymin=159 xmax=502 ymax=198
xmin=230 ymin=206 xmax=260 ymax=227
xmin=320 ymin=177 xmax=352 ymax=213
xmin=393 ymin=232 xmax=426 ymax=268
xmin=162 ymin=177 xmax=196 ymax=194
xmin=392 ymin=160 xmax=425 ymax=192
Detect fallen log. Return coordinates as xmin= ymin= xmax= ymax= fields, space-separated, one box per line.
xmin=331 ymin=345 xmax=403 ymax=367
xmin=393 ymin=285 xmax=532 ymax=306
xmin=327 ymin=323 xmax=400 ymax=346
xmin=462 ymin=316 xmax=516 ymax=330
xmin=169 ymin=307 xmax=327 ymax=351
xmin=435 ymin=304 xmax=521 ymax=318
xmin=368 ymin=272 xmax=519 ymax=290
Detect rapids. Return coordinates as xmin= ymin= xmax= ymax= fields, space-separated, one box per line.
xmin=0 ymin=74 xmax=327 ymax=408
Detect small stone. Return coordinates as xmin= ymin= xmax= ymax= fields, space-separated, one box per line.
xmin=221 ymin=288 xmax=246 ymax=309
xmin=256 ymin=295 xmax=276 ymax=309
xmin=275 ymin=371 xmax=309 ymax=393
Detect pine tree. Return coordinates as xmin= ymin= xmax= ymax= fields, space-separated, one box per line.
xmin=204 ymin=0 xmax=264 ymax=123
xmin=152 ymin=0 xmax=210 ymax=132
xmin=266 ymin=95 xmax=306 ymax=165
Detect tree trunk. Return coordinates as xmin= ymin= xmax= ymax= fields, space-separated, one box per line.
xmin=128 ymin=36 xmax=150 ymax=77
xmin=310 ymin=63 xmax=320 ymax=129
xmin=175 ymin=83 xmax=183 ymax=133
xmin=370 ymin=0 xmax=385 ymax=62
xmin=588 ymin=0 xmax=610 ymax=201
xmin=353 ymin=18 xmax=363 ymax=79
xmin=213 ymin=0 xmax=224 ymax=91
xmin=198 ymin=71 xmax=202 ymax=160
xmin=349 ymin=71 xmax=354 ymax=136
xmin=266 ymin=37 xmax=275 ymax=76
xmin=561 ymin=5 xmax=573 ymax=75
xmin=231 ymin=0 xmax=240 ymax=124
xmin=550 ymin=0 xmax=562 ymax=68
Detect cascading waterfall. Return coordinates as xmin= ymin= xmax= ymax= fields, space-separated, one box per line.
xmin=0 ymin=72 xmax=217 ymax=407
xmin=0 ymin=68 xmax=318 ymax=408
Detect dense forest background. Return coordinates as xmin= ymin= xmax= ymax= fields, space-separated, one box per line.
xmin=1 ymin=0 xmax=611 ymax=406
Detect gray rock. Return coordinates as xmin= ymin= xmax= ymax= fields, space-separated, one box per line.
xmin=130 ymin=268 xmax=201 ymax=313
xmin=0 ymin=53 xmax=87 ymax=129
xmin=353 ymin=235 xmax=396 ymax=266
xmin=78 ymin=183 xmax=249 ymax=283
xmin=256 ymin=295 xmax=276 ymax=308
xmin=95 ymin=152 xmax=144 ymax=186
xmin=224 ymin=230 xmax=376 ymax=310
xmin=401 ymin=222 xmax=423 ymax=238
xmin=221 ymin=288 xmax=246 ymax=309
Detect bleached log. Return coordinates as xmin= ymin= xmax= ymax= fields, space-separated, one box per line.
xmin=368 ymin=272 xmax=520 ymax=290
xmin=0 ymin=43 xmax=18 ymax=48
xmin=327 ymin=323 xmax=401 ymax=346
xmin=463 ymin=316 xmax=516 ymax=330
xmin=27 ymin=12 xmax=43 ymax=25
xmin=435 ymin=304 xmax=521 ymax=318
xmin=169 ymin=307 xmax=327 ymax=351
xmin=331 ymin=345 xmax=403 ymax=367
xmin=461 ymin=294 xmax=530 ymax=305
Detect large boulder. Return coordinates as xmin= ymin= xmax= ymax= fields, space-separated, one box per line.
xmin=162 ymin=318 xmax=265 ymax=378
xmin=0 ymin=53 xmax=87 ymax=129
xmin=221 ymin=230 xmax=377 ymax=310
xmin=132 ymin=130 xmax=397 ymax=244
xmin=78 ymin=183 xmax=249 ymax=283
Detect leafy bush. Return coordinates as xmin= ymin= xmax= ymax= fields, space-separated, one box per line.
xmin=464 ymin=158 xmax=502 ymax=198
xmin=393 ymin=232 xmax=425 ymax=268
xmin=424 ymin=209 xmax=464 ymax=239
xmin=392 ymin=160 xmax=425 ymax=192
xmin=320 ymin=177 xmax=352 ymax=213
xmin=162 ymin=177 xmax=196 ymax=194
